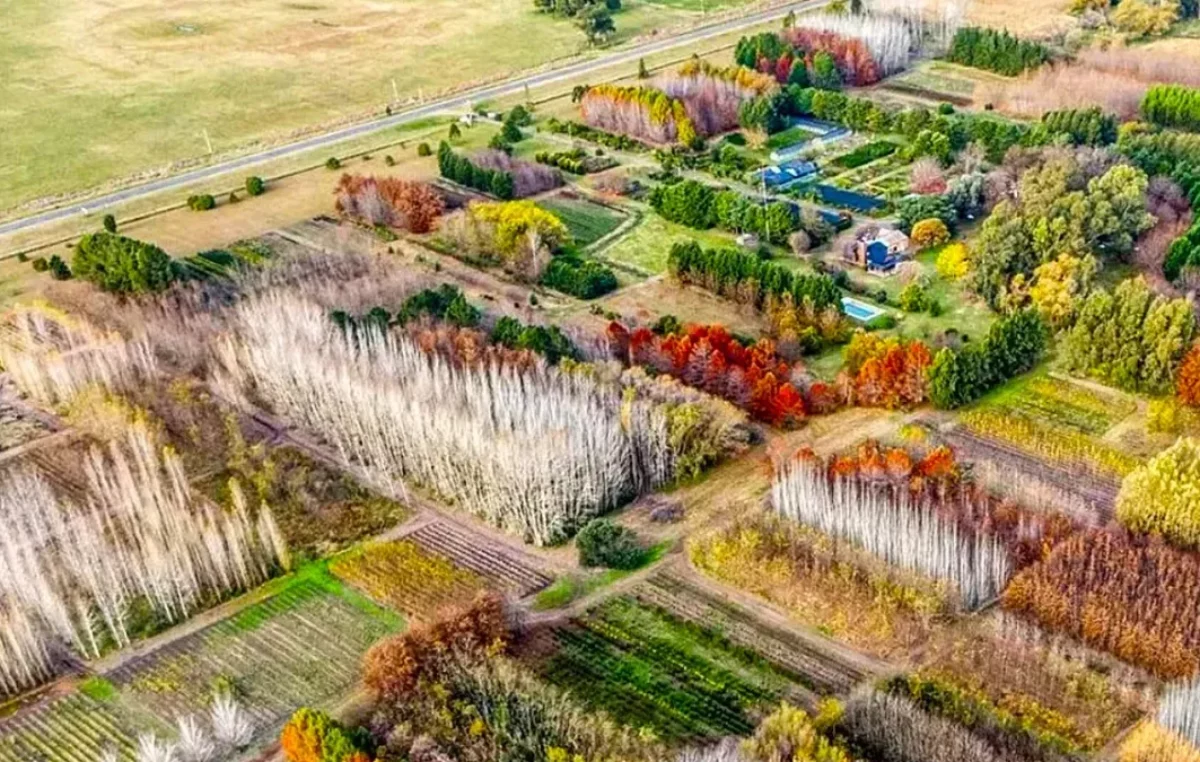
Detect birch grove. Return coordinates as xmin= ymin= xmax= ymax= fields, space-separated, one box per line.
xmin=0 ymin=425 xmax=285 ymax=697
xmin=792 ymin=13 xmax=920 ymax=74
xmin=771 ymin=457 xmax=1011 ymax=609
xmin=1160 ymin=678 xmax=1200 ymax=749
xmin=218 ymin=293 xmax=679 ymax=545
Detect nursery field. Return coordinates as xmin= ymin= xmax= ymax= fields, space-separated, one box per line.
xmin=537 ymin=194 xmax=629 ymax=248
xmin=0 ymin=693 xmax=154 ymax=762
xmin=406 ymin=519 xmax=554 ymax=598
xmin=532 ymin=595 xmax=810 ymax=741
xmin=0 ymin=0 xmax=716 ymax=214
xmin=107 ymin=575 xmax=399 ymax=733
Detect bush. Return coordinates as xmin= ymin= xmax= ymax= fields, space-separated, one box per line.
xmin=102 ymin=214 xmax=117 ymax=234
xmin=187 ymin=194 xmax=216 ymax=212
xmin=31 ymin=257 xmax=48 ymax=272
xmin=325 ymin=157 xmax=342 ymax=170
xmin=911 ymin=218 xmax=951 ymax=249
xmin=384 ymin=154 xmax=396 ymax=167
xmin=866 ymin=314 xmax=897 ymax=331
xmin=898 ymin=283 xmax=932 ymax=312
xmin=417 ymin=142 xmax=432 ymax=157
xmin=47 ymin=255 xmax=72 ymax=281
xmin=228 ymin=191 xmax=239 ymax=204
xmin=245 ymin=176 xmax=266 ymax=196
xmin=575 ymin=519 xmax=645 ymax=569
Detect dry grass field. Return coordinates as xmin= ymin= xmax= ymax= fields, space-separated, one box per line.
xmin=1 ymin=0 xmax=731 ymax=215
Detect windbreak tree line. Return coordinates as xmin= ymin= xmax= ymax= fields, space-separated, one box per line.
xmin=579 ymin=84 xmax=699 ymax=147
xmin=1142 ymin=84 xmax=1200 ymax=132
xmin=1040 ymin=107 xmax=1118 ymax=147
xmin=945 ymin=27 xmax=1050 ymax=76
xmin=667 ymin=241 xmax=842 ymax=313
xmin=649 ymin=179 xmax=798 ymax=245
xmin=1119 ymin=130 xmax=1200 ymax=285
xmin=927 ymin=310 xmax=1049 ymax=409
xmin=437 ymin=142 xmax=515 ymax=199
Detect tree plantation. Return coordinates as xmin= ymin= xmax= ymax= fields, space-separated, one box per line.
xmin=5 ymin=4 xmax=1200 ymax=762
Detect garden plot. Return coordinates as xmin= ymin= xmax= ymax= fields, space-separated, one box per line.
xmin=935 ymin=423 xmax=1122 ymax=523
xmin=0 ymin=693 xmax=153 ymax=762
xmin=407 ymin=519 xmax=552 ymax=598
xmin=531 ymin=595 xmax=808 ymax=743
xmin=630 ymin=570 xmax=879 ymax=697
xmin=537 ymin=194 xmax=629 ymax=249
xmin=980 ymin=375 xmax=1136 ymax=437
xmin=330 ymin=539 xmax=489 ymax=618
xmin=107 ymin=578 xmax=398 ymax=738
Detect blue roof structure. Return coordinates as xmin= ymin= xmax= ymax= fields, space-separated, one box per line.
xmin=866 ymin=241 xmax=896 ymax=270
xmin=758 ymin=160 xmax=818 ymax=190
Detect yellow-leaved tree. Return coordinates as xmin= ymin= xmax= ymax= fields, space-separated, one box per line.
xmin=470 ymin=201 xmax=571 ymax=281
xmin=1117 ymin=436 xmax=1200 ymax=548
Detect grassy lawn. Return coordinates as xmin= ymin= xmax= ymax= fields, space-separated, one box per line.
xmin=598 ymin=209 xmax=737 ymax=276
xmin=1 ymin=0 xmax=712 ymax=214
xmin=538 ymin=195 xmax=628 ymax=248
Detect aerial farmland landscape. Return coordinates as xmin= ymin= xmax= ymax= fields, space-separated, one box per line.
xmin=4 ymin=0 xmax=1200 ymax=759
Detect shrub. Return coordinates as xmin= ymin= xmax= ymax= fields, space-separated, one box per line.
xmin=47 ymin=255 xmax=71 ymax=281
xmin=911 ymin=218 xmax=951 ymax=249
xmin=187 ymin=194 xmax=216 ymax=212
xmin=417 ymin=142 xmax=432 ymax=157
xmin=575 ymin=519 xmax=645 ymax=569
xmin=384 ymin=155 xmax=395 ymax=166
xmin=245 ymin=176 xmax=266 ymax=196
xmin=31 ymin=257 xmax=48 ymax=273
xmin=72 ymin=232 xmax=175 ymax=295
xmin=102 ymin=214 xmax=117 ymax=234
xmin=1117 ymin=437 xmax=1200 ymax=549
xmin=325 ymin=157 xmax=342 ymax=170
xmin=897 ymin=283 xmax=932 ymax=313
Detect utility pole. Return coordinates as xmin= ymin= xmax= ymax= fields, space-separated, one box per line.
xmin=392 ymin=79 xmax=400 ymax=104
xmin=202 ymin=129 xmax=213 ymax=155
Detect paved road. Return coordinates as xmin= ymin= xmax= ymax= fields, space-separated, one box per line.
xmin=0 ymin=0 xmax=823 ymax=239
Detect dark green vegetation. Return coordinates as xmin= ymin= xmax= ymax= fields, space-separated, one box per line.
xmin=945 ymin=27 xmax=1050 ymax=75
xmin=72 ymin=232 xmax=175 ymax=294
xmin=438 ymin=142 xmax=515 ymax=199
xmin=667 ymin=241 xmax=842 ymax=311
xmin=535 ymin=596 xmax=800 ymax=741
xmin=927 ymin=310 xmax=1049 ymax=409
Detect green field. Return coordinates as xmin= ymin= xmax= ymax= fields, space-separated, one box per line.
xmin=539 ymin=195 xmax=628 ymax=247
xmin=536 ymin=596 xmax=801 ymax=741
xmin=0 ymin=0 xmax=733 ymax=215
xmin=598 ymin=209 xmax=737 ymax=276
xmin=765 ymin=125 xmax=819 ymax=151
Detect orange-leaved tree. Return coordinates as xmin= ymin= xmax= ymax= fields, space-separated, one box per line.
xmin=1177 ymin=343 xmax=1200 ymax=406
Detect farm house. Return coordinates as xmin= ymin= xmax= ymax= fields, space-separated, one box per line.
xmin=844 ymin=227 xmax=911 ymax=273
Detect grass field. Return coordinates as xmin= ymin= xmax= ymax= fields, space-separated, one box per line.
xmin=598 ymin=209 xmax=737 ymax=276
xmin=1 ymin=0 xmax=729 ymax=214
xmin=538 ymin=195 xmax=629 ymax=248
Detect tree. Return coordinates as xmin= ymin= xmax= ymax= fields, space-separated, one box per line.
xmin=1028 ymin=254 xmax=1096 ymax=331
xmin=448 ymin=123 xmax=462 ymax=142
xmin=897 ymin=194 xmax=955 ymax=234
xmin=470 ymin=200 xmax=572 ymax=280
xmin=1178 ymin=344 xmax=1200 ymax=406
xmin=245 ymin=176 xmax=266 ymax=196
xmin=280 ymin=708 xmax=370 ymax=762
xmin=1112 ymin=0 xmax=1180 ymax=37
xmin=811 ymin=51 xmax=842 ymax=90
xmin=1117 ymin=437 xmax=1200 ymax=549
xmin=910 ymin=218 xmax=951 ymax=249
xmin=936 ymin=242 xmax=969 ymax=280
xmin=47 ymin=255 xmax=71 ymax=281
xmin=575 ymin=519 xmax=645 ymax=568
xmin=72 ymin=232 xmax=175 ymax=295
xmin=102 ymin=214 xmax=117 ymax=234
xmin=576 ymin=6 xmax=615 ymax=45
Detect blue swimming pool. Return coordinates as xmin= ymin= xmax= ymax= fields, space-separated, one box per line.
xmin=842 ymin=296 xmax=885 ymax=322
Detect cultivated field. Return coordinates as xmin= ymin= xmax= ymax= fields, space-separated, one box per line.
xmin=1 ymin=0 xmax=735 ymax=215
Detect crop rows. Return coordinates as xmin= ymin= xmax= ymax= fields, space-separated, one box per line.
xmin=630 ymin=571 xmax=874 ymax=697
xmin=408 ymin=520 xmax=552 ymax=597
xmin=107 ymin=580 xmax=396 ymax=734
xmin=0 ymin=694 xmax=146 ymax=762
xmin=988 ymin=377 xmax=1134 ymax=436
xmin=535 ymin=596 xmax=799 ymax=742
xmin=330 ymin=539 xmax=488 ymax=617
xmin=959 ymin=409 xmax=1139 ymax=479
xmin=936 ymin=426 xmax=1118 ymax=522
